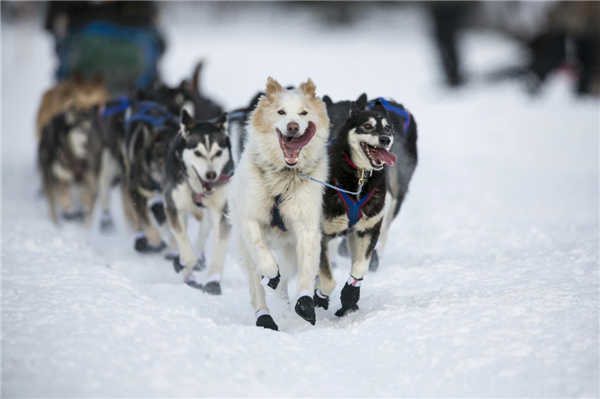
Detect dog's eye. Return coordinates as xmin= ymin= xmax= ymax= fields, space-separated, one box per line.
xmin=300 ymin=111 xmax=308 ymax=116
xmin=194 ymin=151 xmax=202 ymax=157
xmin=364 ymin=124 xmax=373 ymax=130
xmin=277 ymin=110 xmax=285 ymax=115
xmin=214 ymin=150 xmax=222 ymax=157
xmin=384 ymin=125 xmax=391 ymax=132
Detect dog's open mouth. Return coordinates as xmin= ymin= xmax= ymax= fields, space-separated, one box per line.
xmin=192 ymin=166 xmax=215 ymax=196
xmin=277 ymin=121 xmax=317 ymax=166
xmin=360 ymin=142 xmax=397 ymax=169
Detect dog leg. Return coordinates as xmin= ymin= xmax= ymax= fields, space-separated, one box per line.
xmin=57 ymin=182 xmax=80 ymax=222
xmin=98 ymin=148 xmax=117 ymax=232
xmin=194 ymin=208 xmax=210 ymax=267
xmin=47 ymin=179 xmax=59 ymax=224
xmin=121 ymin=183 xmax=140 ymax=231
xmin=292 ymin=223 xmax=320 ymax=325
xmin=240 ymin=219 xmax=279 ymax=288
xmin=82 ymin=172 xmax=97 ymax=227
xmin=204 ymin=206 xmax=231 ymax=296
xmin=377 ymin=191 xmax=394 ymax=256
xmin=336 ymin=222 xmax=381 ymax=318
xmin=166 ymin=206 xmax=201 ymax=289
xmin=128 ymin=189 xmax=165 ymax=254
xmin=314 ymin=234 xmax=336 ymax=310
xmin=239 ymin=241 xmax=277 ymax=331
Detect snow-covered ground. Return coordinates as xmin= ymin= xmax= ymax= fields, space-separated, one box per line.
xmin=2 ymin=4 xmax=599 ymax=397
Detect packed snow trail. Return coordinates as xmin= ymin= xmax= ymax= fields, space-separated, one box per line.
xmin=2 ymin=5 xmax=598 ymax=397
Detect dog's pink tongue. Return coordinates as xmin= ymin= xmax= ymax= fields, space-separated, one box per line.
xmin=284 ymin=121 xmax=316 ymax=149
xmin=370 ymin=147 xmax=397 ymax=166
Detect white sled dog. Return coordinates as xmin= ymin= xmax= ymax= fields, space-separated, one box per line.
xmin=228 ymin=77 xmax=330 ymax=331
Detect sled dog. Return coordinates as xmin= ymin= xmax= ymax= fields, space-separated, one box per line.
xmin=163 ymin=110 xmax=233 ymax=294
xmin=228 ymin=77 xmax=329 ymax=330
xmin=322 ymin=94 xmax=418 ymax=270
xmin=38 ymin=105 xmax=102 ymax=224
xmin=316 ymin=101 xmax=397 ymax=316
xmin=120 ymin=101 xmax=179 ymax=253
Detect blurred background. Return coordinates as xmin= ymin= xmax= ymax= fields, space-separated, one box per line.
xmin=3 ymin=1 xmax=599 ymax=101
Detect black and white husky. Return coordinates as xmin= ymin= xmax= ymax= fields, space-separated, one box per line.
xmin=322 ymin=94 xmax=418 ymax=271
xmin=163 ymin=110 xmax=233 ymax=294
xmin=120 ymin=102 xmax=179 ymax=253
xmin=315 ymin=101 xmax=397 ymax=317
xmin=228 ymin=77 xmax=330 ymax=331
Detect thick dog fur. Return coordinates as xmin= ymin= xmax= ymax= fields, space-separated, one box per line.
xmin=36 ymin=73 xmax=109 ymax=141
xmin=163 ymin=110 xmax=233 ymax=293
xmin=119 ymin=102 xmax=179 ymax=252
xmin=145 ymin=61 xmax=223 ymax=120
xmin=316 ymin=101 xmax=396 ymax=316
xmin=38 ymin=106 xmax=103 ymax=225
xmin=228 ymin=77 xmax=330 ymax=330
xmin=323 ymin=94 xmax=418 ymax=265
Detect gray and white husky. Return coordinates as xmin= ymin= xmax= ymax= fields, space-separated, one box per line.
xmin=38 ymin=105 xmax=102 ymax=225
xmin=227 ymin=77 xmax=330 ymax=331
xmin=163 ymin=110 xmax=233 ymax=295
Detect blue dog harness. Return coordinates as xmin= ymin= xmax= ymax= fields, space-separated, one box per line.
xmin=336 ymin=182 xmax=377 ymax=228
xmin=99 ymin=95 xmax=131 ymax=119
xmin=367 ymin=97 xmax=411 ymax=133
xmin=125 ymin=101 xmax=175 ymax=131
xmin=270 ymin=195 xmax=287 ymax=232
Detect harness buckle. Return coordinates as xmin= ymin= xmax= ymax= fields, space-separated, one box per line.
xmin=358 ymin=169 xmax=366 ymax=186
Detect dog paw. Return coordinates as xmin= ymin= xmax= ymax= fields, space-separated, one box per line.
xmin=339 ymin=276 xmax=362 ymax=311
xmin=172 ymin=256 xmax=185 ymax=273
xmin=338 ymin=237 xmax=351 ymax=258
xmin=203 ymin=281 xmax=221 ymax=296
xmin=150 ymin=202 xmax=167 ymax=225
xmin=134 ymin=237 xmax=166 ymax=254
xmin=256 ymin=315 xmax=278 ymax=331
xmin=164 ymin=250 xmax=179 ymax=261
xmin=185 ymin=280 xmax=204 ymax=290
xmin=100 ymin=216 xmax=114 ymax=233
xmin=368 ymin=250 xmax=379 ymax=272
xmin=261 ymin=270 xmax=281 ymax=290
xmin=335 ymin=304 xmax=359 ymax=318
xmin=193 ymin=254 xmax=206 ymax=271
xmin=62 ymin=210 xmax=85 ymax=223
xmin=295 ymin=296 xmax=316 ymax=325
xmin=313 ymin=289 xmax=330 ymax=310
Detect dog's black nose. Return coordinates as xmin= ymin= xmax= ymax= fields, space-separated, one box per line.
xmin=287 ymin=122 xmax=299 ymax=135
xmin=205 ymin=171 xmax=217 ymax=181
xmin=379 ymin=135 xmax=391 ymax=147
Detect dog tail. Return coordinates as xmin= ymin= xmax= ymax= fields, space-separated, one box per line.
xmin=192 ymin=60 xmax=205 ymax=96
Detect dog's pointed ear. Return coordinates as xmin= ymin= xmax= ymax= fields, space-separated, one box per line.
xmin=300 ymin=78 xmax=316 ymax=98
xmin=180 ymin=79 xmax=193 ymax=93
xmin=322 ymin=95 xmax=333 ymax=108
xmin=356 ymin=93 xmax=368 ymax=108
xmin=350 ymin=101 xmax=360 ymax=118
xmin=180 ymin=108 xmax=195 ymax=138
xmin=214 ymin=112 xmax=228 ymax=135
xmin=266 ymin=77 xmax=283 ymax=99
xmin=372 ymin=100 xmax=389 ymax=118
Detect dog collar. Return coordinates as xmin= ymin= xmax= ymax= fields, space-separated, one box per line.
xmin=343 ymin=153 xmax=358 ymax=169
xmin=342 ymin=153 xmax=370 ymax=185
